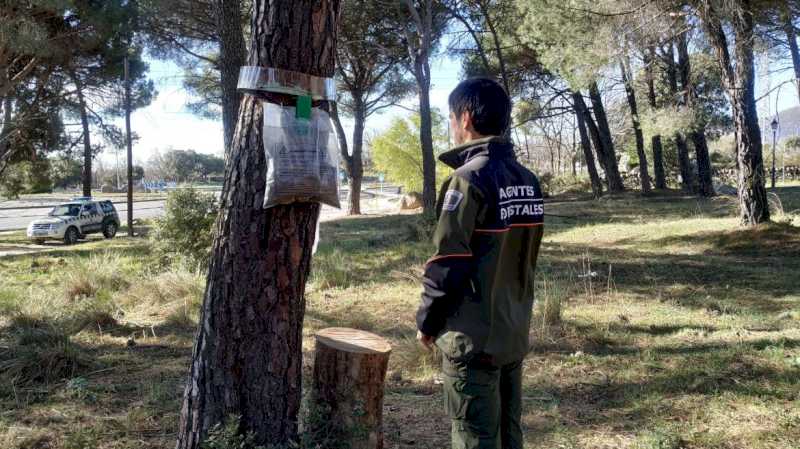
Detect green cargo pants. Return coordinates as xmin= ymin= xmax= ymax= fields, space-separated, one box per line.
xmin=442 ymin=355 xmax=523 ymax=449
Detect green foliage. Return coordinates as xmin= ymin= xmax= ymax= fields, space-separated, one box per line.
xmin=151 ymin=187 xmax=218 ymax=267
xmin=25 ymin=159 xmax=52 ymax=193
xmin=371 ymin=111 xmax=451 ymax=193
xmin=0 ymin=0 xmax=155 ymax=178
xmin=336 ymin=0 xmax=412 ymax=118
xmin=0 ymin=160 xmax=52 ymax=198
xmin=50 ymin=155 xmax=83 ymax=189
xmin=640 ymin=105 xmax=696 ymax=140
xmin=516 ymin=0 xmax=618 ymax=88
xmin=183 ymin=61 xmax=222 ymax=120
xmin=785 ymin=136 xmax=800 ymax=152
xmin=150 ymin=149 xmax=225 ymax=182
xmin=201 ymin=417 xmax=266 ymax=449
xmin=0 ymin=165 xmax=26 ymax=199
xmin=549 ymin=173 xmax=594 ymax=196
xmin=133 ymin=165 xmax=145 ymax=181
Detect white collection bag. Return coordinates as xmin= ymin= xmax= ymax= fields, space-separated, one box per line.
xmin=261 ymin=102 xmax=340 ymax=209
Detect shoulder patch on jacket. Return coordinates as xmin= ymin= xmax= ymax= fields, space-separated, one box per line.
xmin=442 ymin=189 xmax=464 ymax=212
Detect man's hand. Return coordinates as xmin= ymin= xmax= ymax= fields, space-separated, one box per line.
xmin=417 ymin=330 xmax=435 ymax=351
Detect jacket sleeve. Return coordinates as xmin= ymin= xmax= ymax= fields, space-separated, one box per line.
xmin=416 ymin=174 xmax=485 ymax=337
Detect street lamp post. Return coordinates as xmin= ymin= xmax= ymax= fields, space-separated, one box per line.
xmin=771 ymin=117 xmax=778 ymax=189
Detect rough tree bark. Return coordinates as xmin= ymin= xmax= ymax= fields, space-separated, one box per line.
xmin=620 ymin=58 xmax=652 ymax=194
xmin=700 ymin=0 xmax=769 ymax=225
xmin=573 ymin=91 xmax=609 ymax=189
xmin=416 ymin=61 xmax=436 ymax=214
xmin=349 ymin=99 xmax=366 ymax=215
xmin=332 ymin=97 xmax=365 ymax=215
xmin=312 ymin=328 xmax=391 ymax=449
xmin=175 ymin=1 xmax=341 ymax=448
xmin=644 ymin=48 xmax=667 ymax=189
xmin=588 ymin=82 xmax=625 ymax=192
xmin=71 ymin=72 xmax=93 ymax=197
xmin=783 ymin=5 xmax=800 ymax=104
xmin=330 ymin=101 xmax=362 ymax=214
xmin=214 ymin=0 xmax=247 ymax=151
xmin=0 ymin=95 xmax=13 ymax=177
xmin=677 ymin=31 xmax=714 ymax=197
xmin=573 ymin=92 xmax=603 ymax=198
xmin=402 ymin=0 xmax=437 ymax=215
xmin=664 ymin=42 xmax=695 ymax=192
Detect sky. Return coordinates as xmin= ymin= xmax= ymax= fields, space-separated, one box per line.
xmin=102 ymin=54 xmax=464 ymax=167
xmin=101 ymin=44 xmax=800 ymax=169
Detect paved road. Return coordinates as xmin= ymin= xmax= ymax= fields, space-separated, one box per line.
xmin=0 ymin=188 xmax=401 ymax=232
xmin=0 ymin=200 xmax=168 ymax=231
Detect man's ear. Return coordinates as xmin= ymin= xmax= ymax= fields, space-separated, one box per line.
xmin=459 ymin=111 xmax=473 ymax=132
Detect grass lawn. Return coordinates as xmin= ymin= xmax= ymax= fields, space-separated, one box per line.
xmin=1 ymin=187 xmax=799 ymax=449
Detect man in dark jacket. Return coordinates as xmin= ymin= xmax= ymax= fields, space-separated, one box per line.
xmin=416 ymin=78 xmax=544 ymax=449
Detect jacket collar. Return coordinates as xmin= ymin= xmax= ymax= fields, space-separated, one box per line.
xmin=438 ymin=136 xmax=515 ymax=169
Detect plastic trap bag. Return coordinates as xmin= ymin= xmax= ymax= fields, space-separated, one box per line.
xmin=262 ymin=102 xmax=340 ymax=209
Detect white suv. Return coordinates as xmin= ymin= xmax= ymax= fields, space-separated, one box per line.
xmin=27 ymin=198 xmax=120 ymax=245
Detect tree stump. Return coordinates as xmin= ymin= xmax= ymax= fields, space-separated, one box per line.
xmin=311 ymin=327 xmax=392 ymax=449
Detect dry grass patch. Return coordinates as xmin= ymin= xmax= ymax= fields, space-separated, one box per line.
xmin=1 ymin=190 xmax=800 ymax=449
xmin=0 ymin=315 xmax=93 ymax=387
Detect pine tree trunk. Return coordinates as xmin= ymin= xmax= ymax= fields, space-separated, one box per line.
xmin=176 ymin=2 xmax=341 ymax=448
xmin=620 ymin=60 xmax=651 ymax=194
xmin=677 ymin=31 xmax=713 ymax=197
xmin=665 ymin=42 xmax=694 ymax=192
xmin=644 ymin=49 xmax=667 ymax=189
xmin=0 ymin=95 xmax=11 ymax=177
xmin=331 ymin=101 xmax=350 ymax=168
xmin=311 ymin=328 xmax=391 ymax=449
xmin=675 ymin=134 xmax=694 ymax=192
xmin=573 ymin=93 xmax=603 ymax=198
xmin=588 ymin=82 xmax=625 ymax=192
xmin=701 ymin=1 xmax=769 ymax=226
xmin=573 ymin=91 xmax=609 ymax=189
xmin=730 ymin=9 xmax=769 ymax=225
xmin=691 ymin=130 xmax=714 ymax=197
xmin=783 ymin=6 xmax=800 ymax=104
xmin=331 ymin=102 xmax=362 ymax=215
xmin=416 ymin=59 xmax=436 ymax=216
xmin=72 ymin=73 xmax=92 ymax=197
xmin=349 ymin=101 xmax=365 ymax=215
xmin=215 ymin=0 xmax=247 ymax=151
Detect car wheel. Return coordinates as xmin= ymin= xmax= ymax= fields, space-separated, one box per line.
xmin=64 ymin=227 xmax=79 ymax=245
xmin=102 ymin=221 xmax=117 ymax=239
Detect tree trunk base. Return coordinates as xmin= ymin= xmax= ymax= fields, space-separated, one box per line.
xmin=311 ymin=327 xmax=392 ymax=449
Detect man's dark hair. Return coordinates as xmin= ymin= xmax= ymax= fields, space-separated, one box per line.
xmin=448 ymin=78 xmax=511 ymax=136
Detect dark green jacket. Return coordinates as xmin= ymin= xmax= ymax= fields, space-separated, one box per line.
xmin=416 ymin=137 xmax=544 ymax=366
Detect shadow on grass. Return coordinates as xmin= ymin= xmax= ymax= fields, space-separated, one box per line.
xmin=543 ymin=221 xmax=800 ymax=316
xmin=313 ymin=214 xmax=430 ymax=289
xmin=775 ymin=185 xmax=800 ymax=213
xmin=649 ymin=220 xmax=800 ymax=258
xmin=524 ymin=336 xmax=800 ymax=442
